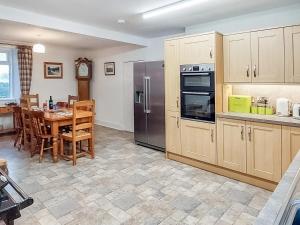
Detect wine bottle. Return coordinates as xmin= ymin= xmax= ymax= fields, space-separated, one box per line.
xmin=49 ymin=96 xmax=53 ymax=110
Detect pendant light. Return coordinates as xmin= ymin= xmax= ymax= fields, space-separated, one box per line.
xmin=33 ymin=34 xmax=45 ymax=53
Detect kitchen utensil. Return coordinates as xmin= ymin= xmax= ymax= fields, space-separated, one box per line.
xmin=293 ymin=103 xmax=300 ymax=119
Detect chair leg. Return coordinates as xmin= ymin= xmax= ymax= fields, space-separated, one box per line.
xmin=39 ymin=139 xmax=45 ymax=163
xmin=88 ymin=138 xmax=95 ymax=159
xmin=14 ymin=130 xmax=20 ymax=147
xmin=72 ymin=140 xmax=77 ymax=166
xmin=18 ymin=130 xmax=23 ymax=151
xmin=60 ymin=138 xmax=64 ymax=157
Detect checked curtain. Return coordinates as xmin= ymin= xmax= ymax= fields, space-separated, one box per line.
xmin=17 ymin=46 xmax=33 ymax=95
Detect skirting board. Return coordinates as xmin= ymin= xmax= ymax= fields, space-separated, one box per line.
xmin=95 ymin=119 xmax=124 ymax=131
xmin=166 ymin=152 xmax=277 ymax=191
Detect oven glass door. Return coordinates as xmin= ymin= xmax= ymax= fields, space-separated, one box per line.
xmin=181 ymin=92 xmax=215 ymax=121
xmin=181 ymin=72 xmax=214 ymax=92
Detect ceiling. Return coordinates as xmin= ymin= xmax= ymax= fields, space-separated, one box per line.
xmin=0 ymin=20 xmax=126 ymax=50
xmin=0 ymin=0 xmax=298 ymax=38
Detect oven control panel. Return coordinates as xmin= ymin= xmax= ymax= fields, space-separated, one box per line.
xmin=180 ymin=64 xmax=215 ymax=73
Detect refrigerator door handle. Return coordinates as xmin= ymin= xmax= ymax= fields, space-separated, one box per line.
xmin=143 ymin=77 xmax=147 ymax=113
xmin=145 ymin=76 xmax=151 ymax=114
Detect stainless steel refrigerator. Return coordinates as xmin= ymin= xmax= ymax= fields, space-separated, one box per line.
xmin=134 ymin=61 xmax=165 ymax=151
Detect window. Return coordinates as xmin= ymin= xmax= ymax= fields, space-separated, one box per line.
xmin=0 ymin=49 xmax=12 ymax=99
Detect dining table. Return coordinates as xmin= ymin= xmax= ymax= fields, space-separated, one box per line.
xmin=43 ymin=109 xmax=73 ymax=162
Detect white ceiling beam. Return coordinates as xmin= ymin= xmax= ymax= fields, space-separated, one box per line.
xmin=0 ymin=5 xmax=149 ymax=47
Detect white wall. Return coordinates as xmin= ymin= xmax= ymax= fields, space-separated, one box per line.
xmin=186 ymin=3 xmax=300 ymax=34
xmin=87 ymin=40 xmax=164 ymax=131
xmin=31 ymin=44 xmax=83 ymax=104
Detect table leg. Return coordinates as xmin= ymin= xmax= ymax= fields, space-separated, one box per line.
xmin=51 ymin=122 xmax=59 ymax=163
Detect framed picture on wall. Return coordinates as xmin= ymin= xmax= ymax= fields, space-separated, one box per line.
xmin=104 ymin=62 xmax=115 ymax=76
xmin=44 ymin=62 xmax=63 ymax=79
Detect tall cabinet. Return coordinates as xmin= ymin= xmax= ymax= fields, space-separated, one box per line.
xmin=165 ymin=39 xmax=181 ymax=155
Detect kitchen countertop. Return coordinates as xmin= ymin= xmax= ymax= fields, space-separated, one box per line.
xmin=216 ymin=112 xmax=300 ymax=127
xmin=254 ymin=149 xmax=300 ymax=225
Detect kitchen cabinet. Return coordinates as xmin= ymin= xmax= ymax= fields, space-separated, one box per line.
xmin=166 ymin=111 xmax=181 ymax=155
xmin=224 ymin=28 xmax=284 ymax=83
xmin=217 ymin=118 xmax=247 ymax=173
xmin=224 ymin=33 xmax=252 ymax=83
xmin=165 ymin=39 xmax=180 ymax=112
xmin=285 ymin=25 xmax=300 ymax=83
xmin=179 ymin=34 xmax=215 ymax=64
xmin=181 ymin=119 xmax=216 ymax=164
xmin=282 ymin=126 xmax=300 ymax=174
xmin=246 ymin=122 xmax=282 ymax=182
xmin=251 ymin=28 xmax=285 ymax=83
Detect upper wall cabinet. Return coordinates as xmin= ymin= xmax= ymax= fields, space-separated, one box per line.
xmin=224 ymin=33 xmax=252 ymax=83
xmin=285 ymin=25 xmax=300 ymax=83
xmin=165 ymin=39 xmax=180 ymax=112
xmin=180 ymin=34 xmax=215 ymax=64
xmin=224 ymin=28 xmax=285 ymax=83
xmin=251 ymin=28 xmax=284 ymax=83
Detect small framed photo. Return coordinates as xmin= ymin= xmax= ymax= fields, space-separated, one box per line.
xmin=44 ymin=62 xmax=63 ymax=79
xmin=104 ymin=62 xmax=115 ymax=76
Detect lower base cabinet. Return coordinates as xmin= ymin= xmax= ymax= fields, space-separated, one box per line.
xmin=217 ymin=118 xmax=282 ymax=182
xmin=282 ymin=126 xmax=300 ymax=174
xmin=246 ymin=122 xmax=282 ymax=182
xmin=166 ymin=111 xmax=181 ymax=155
xmin=181 ymin=119 xmax=216 ymax=164
xmin=217 ymin=119 xmax=247 ymax=173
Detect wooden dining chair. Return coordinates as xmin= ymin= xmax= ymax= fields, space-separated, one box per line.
xmin=12 ymin=106 xmax=23 ymax=150
xmin=30 ymin=111 xmax=53 ymax=162
xmin=21 ymin=109 xmax=35 ymax=155
xmin=24 ymin=94 xmax=39 ymax=108
xmin=68 ymin=95 xmax=79 ymax=107
xmin=20 ymin=96 xmax=29 ymax=109
xmin=60 ymin=100 xmax=95 ymax=166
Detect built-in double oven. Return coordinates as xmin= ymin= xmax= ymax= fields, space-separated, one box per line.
xmin=180 ymin=64 xmax=215 ymax=122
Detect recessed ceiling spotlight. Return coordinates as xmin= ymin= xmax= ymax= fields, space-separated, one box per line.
xmin=117 ymin=19 xmax=126 ymax=24
xmin=142 ymin=0 xmax=208 ymax=19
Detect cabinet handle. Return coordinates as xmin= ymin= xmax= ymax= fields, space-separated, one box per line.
xmin=246 ymin=66 xmax=250 ymax=78
xmin=211 ymin=129 xmax=214 ymax=143
xmin=253 ymin=65 xmax=257 ymax=78
xmin=248 ymin=127 xmax=251 ymax=142
xmin=177 ymin=117 xmax=179 ymax=128
xmin=209 ymin=48 xmax=213 ymax=59
xmin=176 ymin=98 xmax=179 ymax=108
xmin=241 ymin=126 xmax=244 ymax=140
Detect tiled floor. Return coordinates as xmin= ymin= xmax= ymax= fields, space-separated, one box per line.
xmin=0 ymin=125 xmax=271 ymax=225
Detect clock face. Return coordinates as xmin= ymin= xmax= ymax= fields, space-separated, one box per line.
xmin=78 ymin=63 xmax=89 ymax=77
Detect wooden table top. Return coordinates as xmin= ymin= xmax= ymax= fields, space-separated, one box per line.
xmin=43 ymin=109 xmax=73 ymax=122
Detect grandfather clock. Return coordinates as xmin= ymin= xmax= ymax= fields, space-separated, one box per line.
xmin=75 ymin=58 xmax=92 ymax=100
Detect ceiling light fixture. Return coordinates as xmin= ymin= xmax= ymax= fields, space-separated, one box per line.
xmin=142 ymin=0 xmax=208 ymax=19
xmin=117 ymin=19 xmax=126 ymax=24
xmin=33 ymin=43 xmax=45 ymax=53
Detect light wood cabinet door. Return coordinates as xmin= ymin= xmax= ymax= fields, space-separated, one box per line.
xmin=181 ymin=120 xmax=216 ymax=164
xmin=224 ymin=33 xmax=252 ymax=83
xmin=217 ymin=118 xmax=247 ymax=173
xmin=165 ymin=40 xmax=180 ymax=112
xmin=285 ymin=26 xmax=300 ymax=83
xmin=282 ymin=126 xmax=300 ymax=174
xmin=251 ymin=28 xmax=284 ymax=83
xmin=246 ymin=122 xmax=282 ymax=182
xmin=180 ymin=34 xmax=215 ymax=64
xmin=166 ymin=111 xmax=181 ymax=155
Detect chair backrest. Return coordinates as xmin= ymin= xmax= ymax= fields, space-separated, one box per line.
xmin=20 ymin=96 xmax=30 ymax=109
xmin=30 ymin=110 xmax=47 ymax=138
xmin=68 ymin=95 xmax=79 ymax=107
xmin=12 ymin=106 xmax=23 ymax=129
xmin=23 ymin=94 xmax=39 ymax=108
xmin=72 ymin=100 xmax=95 ymax=137
xmin=21 ymin=108 xmax=32 ymax=137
